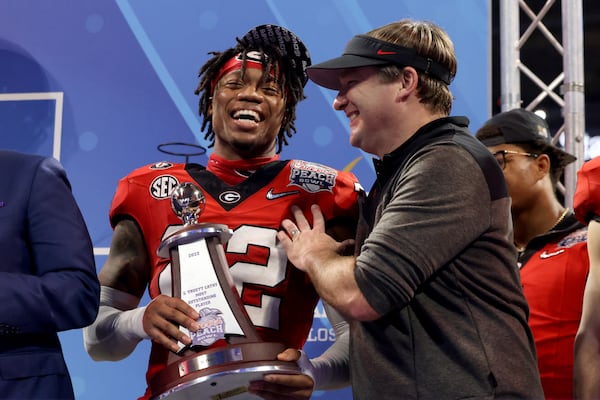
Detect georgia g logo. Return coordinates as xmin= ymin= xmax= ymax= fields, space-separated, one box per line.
xmin=150 ymin=175 xmax=179 ymax=200
xmin=219 ymin=190 xmax=241 ymax=204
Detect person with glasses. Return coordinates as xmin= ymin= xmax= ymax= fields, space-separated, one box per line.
xmin=476 ymin=108 xmax=587 ymax=400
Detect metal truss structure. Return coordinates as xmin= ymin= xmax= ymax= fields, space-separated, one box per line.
xmin=499 ymin=0 xmax=586 ymax=207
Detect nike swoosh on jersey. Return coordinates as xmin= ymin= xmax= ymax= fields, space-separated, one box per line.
xmin=266 ymin=188 xmax=300 ymax=200
xmin=539 ymin=249 xmax=565 ymax=259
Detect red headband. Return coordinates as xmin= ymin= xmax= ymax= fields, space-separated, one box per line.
xmin=210 ymin=51 xmax=278 ymax=93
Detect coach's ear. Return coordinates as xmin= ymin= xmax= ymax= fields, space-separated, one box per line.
xmin=396 ymin=66 xmax=419 ymax=102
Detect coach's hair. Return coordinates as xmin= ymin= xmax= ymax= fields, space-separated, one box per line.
xmin=368 ymin=19 xmax=457 ymax=116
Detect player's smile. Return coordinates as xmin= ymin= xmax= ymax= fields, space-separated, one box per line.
xmin=230 ymin=108 xmax=264 ymax=130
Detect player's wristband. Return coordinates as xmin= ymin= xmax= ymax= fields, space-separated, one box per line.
xmin=296 ymin=350 xmax=317 ymax=383
xmin=83 ymin=286 xmax=149 ymax=361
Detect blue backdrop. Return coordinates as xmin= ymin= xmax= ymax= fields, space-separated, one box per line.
xmin=0 ymin=1 xmax=490 ymax=398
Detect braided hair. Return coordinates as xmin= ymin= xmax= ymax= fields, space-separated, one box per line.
xmin=194 ymin=26 xmax=310 ymax=153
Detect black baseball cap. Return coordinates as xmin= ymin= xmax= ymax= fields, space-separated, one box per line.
xmin=306 ymin=34 xmax=454 ymax=90
xmin=239 ymin=24 xmax=312 ymax=87
xmin=477 ymin=108 xmax=576 ymax=165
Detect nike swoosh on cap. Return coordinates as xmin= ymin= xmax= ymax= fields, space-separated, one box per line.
xmin=376 ymin=49 xmax=396 ymax=55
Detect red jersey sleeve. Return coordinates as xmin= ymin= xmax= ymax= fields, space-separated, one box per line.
xmin=574 ymin=157 xmax=600 ymax=224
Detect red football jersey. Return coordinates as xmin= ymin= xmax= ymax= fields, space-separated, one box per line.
xmin=520 ymin=226 xmax=588 ymax=399
xmin=108 ymin=158 xmax=361 ymax=399
xmin=575 ymin=156 xmax=600 ymax=224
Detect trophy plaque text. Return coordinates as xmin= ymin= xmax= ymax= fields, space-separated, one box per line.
xmin=150 ymin=182 xmax=300 ymax=400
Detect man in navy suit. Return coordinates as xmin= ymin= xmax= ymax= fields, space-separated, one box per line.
xmin=0 ymin=149 xmax=100 ymax=399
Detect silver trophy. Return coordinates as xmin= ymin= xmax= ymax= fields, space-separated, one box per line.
xmin=150 ymin=182 xmax=299 ymax=400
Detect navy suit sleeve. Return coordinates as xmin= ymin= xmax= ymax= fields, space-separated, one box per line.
xmin=0 ymin=156 xmax=100 ymax=334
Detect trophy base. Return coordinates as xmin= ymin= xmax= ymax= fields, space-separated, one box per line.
xmin=153 ymin=362 xmax=300 ymax=400
xmin=150 ymin=342 xmax=302 ymax=400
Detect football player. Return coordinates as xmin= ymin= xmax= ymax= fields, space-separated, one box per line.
xmin=83 ymin=24 xmax=362 ymax=400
